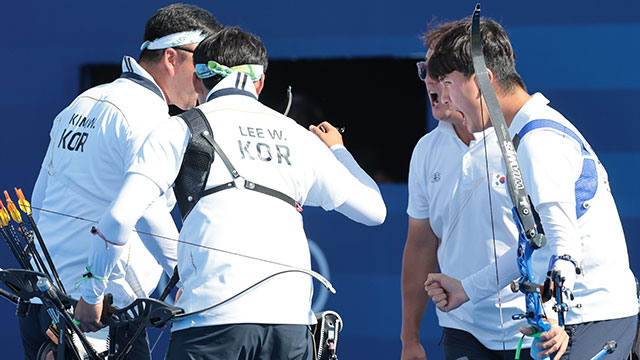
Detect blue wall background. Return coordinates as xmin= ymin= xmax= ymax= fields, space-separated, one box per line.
xmin=0 ymin=0 xmax=639 ymax=358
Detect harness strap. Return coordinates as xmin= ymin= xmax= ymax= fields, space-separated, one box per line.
xmin=513 ymin=119 xmax=598 ymax=219
xmin=182 ymin=108 xmax=301 ymax=212
xmin=174 ymin=109 xmax=216 ymax=219
xmin=188 ymin=179 xmax=300 ymax=211
xmin=200 ymin=126 xmax=239 ymax=179
xmin=516 ymin=119 xmax=589 ymax=155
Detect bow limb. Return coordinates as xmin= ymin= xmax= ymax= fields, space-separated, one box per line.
xmin=470 ymin=3 xmax=550 ymax=356
xmin=175 ymin=268 xmax=334 ymax=319
xmin=471 ymin=5 xmax=545 ymax=251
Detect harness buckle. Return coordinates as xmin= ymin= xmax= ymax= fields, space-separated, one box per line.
xmin=233 ymin=176 xmax=246 ymax=189
xmin=245 ymin=180 xmax=256 ymax=190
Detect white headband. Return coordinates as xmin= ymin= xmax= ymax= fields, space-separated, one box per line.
xmin=140 ymin=30 xmax=206 ymax=51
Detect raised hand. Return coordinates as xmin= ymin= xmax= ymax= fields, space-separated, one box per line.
xmin=309 ymin=121 xmax=344 ymax=148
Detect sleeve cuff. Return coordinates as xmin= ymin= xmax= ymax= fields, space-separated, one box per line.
xmin=460 ymin=245 xmax=521 ymax=304
xmin=80 ymin=277 xmax=107 ymax=304
xmin=461 ymin=275 xmax=485 ymax=304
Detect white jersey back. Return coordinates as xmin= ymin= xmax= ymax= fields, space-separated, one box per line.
xmin=32 ymin=57 xmax=167 ymax=306
xmin=129 ymin=73 xmax=359 ymax=330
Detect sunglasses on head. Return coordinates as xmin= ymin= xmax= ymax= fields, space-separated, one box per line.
xmin=416 ymin=61 xmax=428 ymax=81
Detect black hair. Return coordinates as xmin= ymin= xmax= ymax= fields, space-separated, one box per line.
xmin=427 ymin=17 xmax=526 ymax=93
xmin=139 ymin=3 xmax=222 ymax=64
xmin=422 ymin=19 xmax=466 ymax=49
xmin=193 ymin=26 xmax=268 ymax=90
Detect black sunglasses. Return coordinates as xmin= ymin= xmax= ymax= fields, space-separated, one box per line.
xmin=172 ymin=46 xmax=195 ymax=53
xmin=416 ymin=61 xmax=428 ymax=81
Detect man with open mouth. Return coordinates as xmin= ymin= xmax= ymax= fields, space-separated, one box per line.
xmin=425 ymin=15 xmax=637 ymax=360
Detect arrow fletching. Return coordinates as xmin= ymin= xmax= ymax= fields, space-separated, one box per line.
xmin=0 ymin=200 xmax=10 ymax=226
xmin=14 ymin=188 xmax=31 ymax=215
xmin=4 ymin=190 xmax=22 ymax=224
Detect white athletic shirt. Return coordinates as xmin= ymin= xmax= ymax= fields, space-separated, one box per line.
xmin=462 ymin=93 xmax=637 ymax=325
xmin=408 ymin=122 xmax=531 ymax=350
xmin=407 ymin=121 xmax=467 ymax=240
xmin=31 ymin=57 xmax=177 ymax=307
xmin=83 ymin=72 xmax=386 ymax=330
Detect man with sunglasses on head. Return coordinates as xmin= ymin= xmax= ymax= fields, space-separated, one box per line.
xmin=23 ymin=4 xmax=221 ymax=359
xmin=401 ymin=21 xmax=546 ymax=360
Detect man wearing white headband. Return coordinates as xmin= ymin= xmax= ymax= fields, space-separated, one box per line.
xmin=22 ymin=4 xmax=221 ymax=359
xmin=79 ymin=26 xmax=387 ymax=359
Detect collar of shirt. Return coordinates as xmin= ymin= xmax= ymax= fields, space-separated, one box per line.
xmin=436 ymin=120 xmax=458 ymax=136
xmin=436 ymin=120 xmax=472 ymax=149
xmin=470 ymin=125 xmax=496 ymax=147
xmin=120 ymin=56 xmax=166 ymax=102
xmin=205 ymin=71 xmax=259 ymax=103
xmin=509 ymin=92 xmax=549 ymax=138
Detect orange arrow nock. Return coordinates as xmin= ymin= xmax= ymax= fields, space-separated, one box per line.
xmin=14 ymin=188 xmax=32 ymax=216
xmin=0 ymin=200 xmax=9 ymax=227
xmin=4 ymin=190 xmax=22 ymax=224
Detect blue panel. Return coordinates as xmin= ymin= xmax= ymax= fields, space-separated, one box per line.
xmin=0 ymin=1 xmax=639 ymax=358
xmin=621 ymin=217 xmax=640 ymax=278
xmin=596 ymin=153 xmax=640 ymax=218
xmin=535 ymin=90 xmax=640 ymax=153
xmin=511 ymin=25 xmax=640 ymax=90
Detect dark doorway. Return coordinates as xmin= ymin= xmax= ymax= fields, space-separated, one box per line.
xmin=80 ymin=57 xmax=428 ymax=182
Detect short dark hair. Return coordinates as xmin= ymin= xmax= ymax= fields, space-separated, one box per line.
xmin=193 ymin=26 xmax=268 ymax=90
xmin=422 ymin=19 xmax=466 ymax=49
xmin=139 ymin=3 xmax=222 ymax=64
xmin=427 ymin=17 xmax=526 ymax=93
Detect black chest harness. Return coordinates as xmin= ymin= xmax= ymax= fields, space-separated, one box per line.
xmin=173 ymin=106 xmax=301 ymax=220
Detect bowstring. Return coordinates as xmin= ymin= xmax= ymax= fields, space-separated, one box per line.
xmin=28 ymin=205 xmax=306 ymax=270
xmin=23 ymin=206 xmax=336 ymax=329
xmin=149 ymin=324 xmax=168 ymax=353
xmin=480 ymin=94 xmax=507 ymax=356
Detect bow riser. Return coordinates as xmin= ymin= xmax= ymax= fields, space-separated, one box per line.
xmin=514 ymin=210 xmax=550 ymax=333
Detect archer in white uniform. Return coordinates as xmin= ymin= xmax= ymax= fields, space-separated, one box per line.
xmin=425 ymin=17 xmax=637 ymax=359
xmin=77 ymin=27 xmax=386 ymax=360
xmin=22 ymin=5 xmax=221 ymax=359
xmin=401 ymin=23 xmax=534 ymax=360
